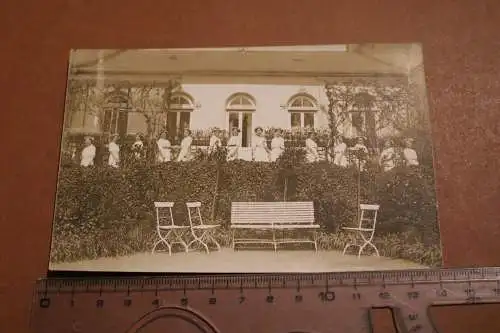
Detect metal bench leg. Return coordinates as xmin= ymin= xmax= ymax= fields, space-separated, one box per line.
xmin=206 ymin=231 xmax=221 ymax=251
xmin=188 ymin=230 xmax=210 ymax=254
xmin=343 ymin=243 xmax=357 ymax=255
xmin=173 ymin=229 xmax=189 ymax=253
xmin=231 ymin=229 xmax=236 ymax=250
xmin=313 ymin=230 xmax=318 ymax=252
xmin=342 ymin=232 xmax=359 ymax=255
xmin=272 ymin=229 xmax=277 ymax=252
xmin=152 ymin=230 xmax=173 ymax=256
xmin=358 ymin=241 xmax=379 ymax=257
xmin=357 ymin=232 xmax=379 ymax=258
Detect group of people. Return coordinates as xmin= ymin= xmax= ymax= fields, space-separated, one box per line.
xmin=378 ymin=137 xmax=420 ymax=172
xmin=329 ymin=135 xmax=420 ymax=172
xmin=206 ymin=126 xmax=320 ymax=163
xmin=78 ymin=126 xmax=420 ymax=171
xmin=79 ymin=128 xmax=197 ymax=168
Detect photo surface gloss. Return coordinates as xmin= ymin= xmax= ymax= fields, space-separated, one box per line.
xmin=49 ymin=44 xmax=442 ymax=273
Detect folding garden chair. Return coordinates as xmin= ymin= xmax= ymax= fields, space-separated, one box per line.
xmin=152 ymin=202 xmax=190 ymax=255
xmin=185 ymin=202 xmax=221 ymax=254
xmin=342 ymin=204 xmax=380 ymax=258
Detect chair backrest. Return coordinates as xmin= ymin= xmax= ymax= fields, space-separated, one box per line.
xmin=153 ymin=201 xmax=175 ymax=227
xmin=231 ymin=201 xmax=315 ymax=226
xmin=186 ymin=202 xmax=204 ymax=227
xmin=358 ymin=204 xmax=380 ymax=229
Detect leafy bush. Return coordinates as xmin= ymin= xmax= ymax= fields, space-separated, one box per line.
xmin=316 ymin=231 xmax=441 ymax=267
xmin=50 ymin=219 xmax=156 ymax=263
xmin=51 ymin=161 xmax=440 ymax=265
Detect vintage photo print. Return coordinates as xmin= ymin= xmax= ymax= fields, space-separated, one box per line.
xmin=49 ymin=44 xmax=442 ymax=273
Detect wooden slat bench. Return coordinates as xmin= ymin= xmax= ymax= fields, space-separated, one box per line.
xmin=230 ymin=201 xmax=320 ymax=251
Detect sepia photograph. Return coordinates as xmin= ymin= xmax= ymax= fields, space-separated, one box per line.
xmin=49 ymin=44 xmax=442 ymax=273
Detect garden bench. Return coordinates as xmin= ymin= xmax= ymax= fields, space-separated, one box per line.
xmin=230 ymin=201 xmax=320 ymax=251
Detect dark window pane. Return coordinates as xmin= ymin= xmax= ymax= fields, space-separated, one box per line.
xmin=229 ymin=112 xmax=239 ymax=130
xmin=167 ymin=112 xmax=178 ymax=143
xmin=291 ymin=113 xmax=301 ymax=128
xmin=351 ymin=112 xmax=364 ymax=131
xmin=304 ymin=113 xmax=314 ymax=128
xmin=180 ymin=112 xmax=191 ymax=134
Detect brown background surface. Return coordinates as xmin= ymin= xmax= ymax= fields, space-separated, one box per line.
xmin=1 ymin=0 xmax=500 ymax=332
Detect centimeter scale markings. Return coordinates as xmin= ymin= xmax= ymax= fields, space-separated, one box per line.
xmin=30 ymin=267 xmax=500 ymax=333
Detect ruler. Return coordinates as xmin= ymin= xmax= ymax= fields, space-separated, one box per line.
xmin=30 ymin=267 xmax=500 ymax=333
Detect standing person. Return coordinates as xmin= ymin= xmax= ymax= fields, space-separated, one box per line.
xmin=270 ymin=128 xmax=285 ymax=162
xmin=131 ymin=133 xmax=145 ymax=160
xmin=305 ymin=132 xmax=320 ymax=163
xmin=156 ymin=131 xmax=171 ymax=163
xmin=80 ymin=136 xmax=96 ymax=167
xmin=333 ymin=135 xmax=348 ymax=167
xmin=208 ymin=128 xmax=222 ymax=156
xmin=177 ymin=129 xmax=193 ymax=162
xmin=403 ymin=138 xmax=419 ymax=166
xmin=107 ymin=134 xmax=120 ymax=168
xmin=379 ymin=139 xmax=397 ymax=172
xmin=226 ymin=127 xmax=241 ymax=161
xmin=252 ymin=127 xmax=270 ymax=162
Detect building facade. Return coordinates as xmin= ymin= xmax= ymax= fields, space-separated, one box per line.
xmin=65 ymin=74 xmax=417 ymax=150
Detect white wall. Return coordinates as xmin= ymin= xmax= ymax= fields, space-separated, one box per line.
xmin=182 ymin=83 xmax=330 ymax=131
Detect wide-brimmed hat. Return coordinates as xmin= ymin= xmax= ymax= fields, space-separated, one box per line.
xmin=254 ymin=126 xmax=263 ymax=133
xmin=231 ymin=127 xmax=241 ymax=133
xmin=84 ymin=135 xmax=94 ymax=142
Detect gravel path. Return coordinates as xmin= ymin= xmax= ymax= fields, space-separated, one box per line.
xmin=50 ymin=248 xmax=427 ymax=273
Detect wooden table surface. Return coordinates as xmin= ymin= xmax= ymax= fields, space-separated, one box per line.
xmin=1 ymin=0 xmax=500 ymax=332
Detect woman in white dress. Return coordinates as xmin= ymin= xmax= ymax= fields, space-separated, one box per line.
xmin=208 ymin=128 xmax=222 ymax=156
xmin=305 ymin=132 xmax=320 ymax=163
xmin=177 ymin=129 xmax=193 ymax=162
xmin=351 ymin=136 xmax=369 ymax=171
xmin=80 ymin=136 xmax=96 ymax=167
xmin=156 ymin=131 xmax=171 ymax=163
xmin=131 ymin=133 xmax=144 ymax=160
xmin=379 ymin=139 xmax=396 ymax=172
xmin=107 ymin=134 xmax=120 ymax=168
xmin=333 ymin=135 xmax=348 ymax=167
xmin=403 ymin=138 xmax=419 ymax=166
xmin=270 ymin=128 xmax=285 ymax=162
xmin=226 ymin=127 xmax=241 ymax=161
xmin=252 ymin=127 xmax=270 ymax=162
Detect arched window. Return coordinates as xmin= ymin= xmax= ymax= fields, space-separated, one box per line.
xmin=226 ymin=93 xmax=256 ymax=111
xmin=164 ymin=92 xmax=194 ymax=143
xmin=226 ymin=93 xmax=256 ymax=148
xmin=350 ymin=91 xmax=377 ymax=147
xmin=287 ymin=94 xmax=318 ymax=130
xmin=102 ymin=90 xmax=130 ymax=137
xmin=171 ymin=94 xmax=194 ymax=110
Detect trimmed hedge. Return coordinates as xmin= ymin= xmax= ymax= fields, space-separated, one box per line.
xmin=50 ymin=160 xmax=441 ymax=265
